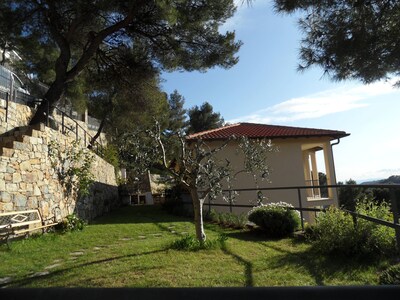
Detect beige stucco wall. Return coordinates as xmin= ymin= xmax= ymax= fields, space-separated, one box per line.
xmin=203 ymin=137 xmax=338 ymax=222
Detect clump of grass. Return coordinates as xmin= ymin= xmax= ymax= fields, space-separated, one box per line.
xmin=170 ymin=234 xmax=228 ymax=251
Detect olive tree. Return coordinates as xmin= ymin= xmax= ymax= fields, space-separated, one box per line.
xmin=154 ymin=124 xmax=274 ymax=242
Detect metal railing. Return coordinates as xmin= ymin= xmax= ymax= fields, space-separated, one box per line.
xmin=0 ymin=90 xmax=9 ymax=122
xmin=201 ymin=184 xmax=400 ymax=250
xmin=45 ymin=104 xmax=104 ymax=156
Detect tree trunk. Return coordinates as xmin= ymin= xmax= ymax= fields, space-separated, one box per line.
xmin=88 ymin=116 xmax=106 ymax=149
xmin=29 ymin=78 xmax=66 ymax=125
xmin=190 ymin=188 xmax=206 ymax=242
xmin=88 ymin=94 xmax=114 ymax=148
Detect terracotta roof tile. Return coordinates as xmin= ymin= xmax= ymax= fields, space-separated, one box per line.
xmin=187 ymin=123 xmax=349 ymax=140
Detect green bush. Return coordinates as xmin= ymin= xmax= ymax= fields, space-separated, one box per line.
xmin=219 ymin=212 xmax=234 ymax=226
xmin=170 ymin=234 xmax=228 ymax=251
xmin=307 ymin=206 xmax=356 ymax=255
xmin=379 ymin=264 xmax=400 ymax=285
xmin=207 ymin=209 xmax=248 ymax=229
xmin=248 ymin=202 xmax=301 ymax=238
xmin=232 ymin=213 xmax=248 ymax=229
xmin=310 ymin=199 xmax=396 ymax=257
xmin=56 ymin=214 xmax=86 ymax=233
xmin=209 ymin=209 xmax=220 ymax=223
xmin=354 ymin=200 xmax=395 ymax=256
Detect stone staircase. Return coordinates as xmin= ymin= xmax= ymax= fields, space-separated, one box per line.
xmin=0 ymin=123 xmax=45 ymax=157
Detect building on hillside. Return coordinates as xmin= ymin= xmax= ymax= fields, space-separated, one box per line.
xmin=186 ymin=122 xmax=350 ymax=222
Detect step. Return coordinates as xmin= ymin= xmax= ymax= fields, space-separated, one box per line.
xmin=0 ymin=147 xmax=14 ymax=157
xmin=0 ymin=123 xmax=45 ymax=139
xmin=2 ymin=140 xmax=31 ymax=151
xmin=0 ymin=136 xmax=16 ymax=144
xmin=15 ymin=135 xmax=41 ymax=145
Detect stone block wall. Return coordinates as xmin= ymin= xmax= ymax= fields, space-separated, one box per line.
xmin=0 ymin=124 xmax=119 ymax=222
xmin=0 ymin=98 xmax=106 ymax=146
xmin=0 ymin=100 xmax=33 ymax=135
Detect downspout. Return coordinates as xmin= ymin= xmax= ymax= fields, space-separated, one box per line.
xmin=330 ymin=138 xmax=341 ymax=205
xmin=330 ymin=138 xmax=340 ymax=184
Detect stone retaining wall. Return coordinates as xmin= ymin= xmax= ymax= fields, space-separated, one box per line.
xmin=0 ymin=124 xmax=119 ymax=222
xmin=0 ymin=99 xmax=106 ymax=144
xmin=0 ymin=100 xmax=33 ymax=135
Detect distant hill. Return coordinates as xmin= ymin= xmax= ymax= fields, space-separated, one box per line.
xmin=361 ymin=175 xmax=400 ymax=185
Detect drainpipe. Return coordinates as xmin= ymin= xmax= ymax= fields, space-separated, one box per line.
xmin=330 ymin=138 xmax=340 ymax=184
xmin=330 ymin=138 xmax=341 ymax=205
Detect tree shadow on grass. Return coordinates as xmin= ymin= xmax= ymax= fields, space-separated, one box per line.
xmin=223 ymin=229 xmax=284 ymax=243
xmin=91 ymin=206 xmax=192 ymax=225
xmin=2 ymin=249 xmax=167 ymax=288
xmin=216 ymin=229 xmax=385 ymax=286
xmin=221 ymin=244 xmax=254 ymax=287
xmin=259 ymin=241 xmax=384 ymax=286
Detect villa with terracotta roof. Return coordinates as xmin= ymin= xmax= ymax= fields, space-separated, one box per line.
xmin=187 ymin=122 xmax=350 ymax=221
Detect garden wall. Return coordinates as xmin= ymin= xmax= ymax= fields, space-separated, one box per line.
xmin=0 ymin=123 xmax=119 ymax=223
xmin=0 ymin=99 xmax=33 ymax=135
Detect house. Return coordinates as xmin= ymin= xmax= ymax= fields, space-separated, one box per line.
xmin=187 ymin=122 xmax=350 ymax=222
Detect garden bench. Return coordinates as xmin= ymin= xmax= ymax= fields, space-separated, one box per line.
xmin=0 ymin=209 xmax=58 ymax=246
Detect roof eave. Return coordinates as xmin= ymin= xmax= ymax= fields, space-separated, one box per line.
xmin=186 ymin=133 xmax=350 ymax=142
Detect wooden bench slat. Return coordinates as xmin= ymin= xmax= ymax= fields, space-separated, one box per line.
xmin=14 ymin=223 xmax=58 ymax=235
xmin=0 ymin=210 xmax=40 ymax=217
xmin=0 ymin=209 xmax=59 ymax=244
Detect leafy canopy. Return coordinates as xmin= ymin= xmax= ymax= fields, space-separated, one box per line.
xmin=274 ymin=0 xmax=400 ymax=85
xmin=0 ymin=0 xmax=242 ymax=124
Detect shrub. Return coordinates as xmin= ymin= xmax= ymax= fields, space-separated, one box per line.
xmin=308 ymin=206 xmax=356 ymax=255
xmin=232 ymin=213 xmax=248 ymax=229
xmin=207 ymin=209 xmax=248 ymax=229
xmin=248 ymin=202 xmax=301 ymax=238
xmin=209 ymin=209 xmax=220 ymax=223
xmin=170 ymin=234 xmax=228 ymax=251
xmin=354 ymin=200 xmax=395 ymax=256
xmin=56 ymin=214 xmax=86 ymax=233
xmin=218 ymin=212 xmax=229 ymax=225
xmin=310 ymin=199 xmax=396 ymax=257
xmin=379 ymin=264 xmax=400 ymax=285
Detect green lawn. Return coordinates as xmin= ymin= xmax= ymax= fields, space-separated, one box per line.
xmin=0 ymin=205 xmax=392 ymax=287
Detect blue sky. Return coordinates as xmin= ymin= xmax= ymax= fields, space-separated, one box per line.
xmin=162 ymin=1 xmax=400 ymax=182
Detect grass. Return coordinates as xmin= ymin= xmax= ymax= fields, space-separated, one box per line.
xmin=0 ymin=205 xmax=393 ymax=287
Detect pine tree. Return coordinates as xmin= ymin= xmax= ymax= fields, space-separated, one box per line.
xmin=274 ymin=0 xmax=400 ymax=85
xmin=0 ymin=1 xmax=241 ymax=124
xmin=167 ymin=90 xmax=187 ymax=134
xmin=187 ymin=102 xmax=224 ymax=134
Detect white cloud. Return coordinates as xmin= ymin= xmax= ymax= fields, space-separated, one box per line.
xmin=229 ymin=79 xmax=399 ymax=124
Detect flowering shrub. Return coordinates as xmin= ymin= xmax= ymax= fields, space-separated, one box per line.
xmin=56 ymin=214 xmax=86 ymax=233
xmin=248 ymin=202 xmax=300 ymax=238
